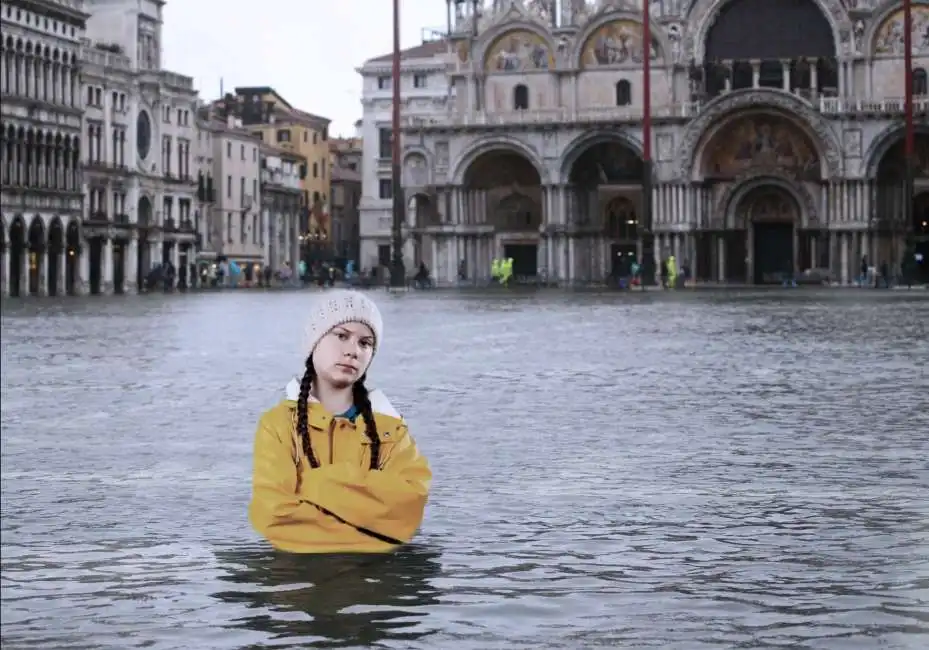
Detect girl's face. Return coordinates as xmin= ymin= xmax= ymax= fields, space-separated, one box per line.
xmin=312 ymin=322 xmax=375 ymax=389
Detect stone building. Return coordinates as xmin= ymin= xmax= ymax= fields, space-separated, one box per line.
xmin=260 ymin=142 xmax=303 ymax=274
xmin=207 ymin=114 xmax=264 ymax=279
xmin=330 ymin=139 xmax=362 ymax=262
xmin=360 ymin=0 xmax=929 ymax=285
xmin=72 ymin=0 xmax=200 ymax=293
xmin=1 ymin=0 xmax=86 ymax=297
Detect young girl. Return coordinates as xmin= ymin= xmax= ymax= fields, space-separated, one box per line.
xmin=249 ymin=290 xmax=431 ymax=553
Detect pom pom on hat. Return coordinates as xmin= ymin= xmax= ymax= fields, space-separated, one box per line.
xmin=302 ymin=290 xmax=383 ymax=358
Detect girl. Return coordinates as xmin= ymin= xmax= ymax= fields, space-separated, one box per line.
xmin=249 ymin=290 xmax=431 ymax=553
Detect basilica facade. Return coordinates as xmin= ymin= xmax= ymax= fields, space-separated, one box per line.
xmin=385 ymin=0 xmax=929 ymax=285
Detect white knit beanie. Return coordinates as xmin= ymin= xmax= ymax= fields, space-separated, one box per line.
xmin=302 ymin=290 xmax=384 ymax=359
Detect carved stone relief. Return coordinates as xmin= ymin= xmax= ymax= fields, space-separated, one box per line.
xmin=403 ymin=154 xmax=428 ymax=187
xmin=843 ymin=128 xmax=862 ymax=159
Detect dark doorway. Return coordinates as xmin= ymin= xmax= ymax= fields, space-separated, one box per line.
xmin=503 ymin=243 xmax=538 ymax=278
xmin=377 ymin=244 xmax=391 ymax=268
xmin=911 ymin=192 xmax=929 ymax=284
xmin=47 ymin=219 xmax=64 ymax=296
xmin=113 ymin=240 xmax=126 ymax=294
xmin=65 ymin=221 xmax=80 ymax=295
xmin=27 ymin=218 xmax=45 ymax=295
xmin=89 ymin=238 xmax=103 ymax=295
xmin=610 ymin=243 xmax=637 ymax=278
xmin=9 ymin=217 xmax=25 ymax=297
xmin=136 ymin=232 xmax=151 ymax=292
xmin=754 ymin=223 xmax=794 ymax=284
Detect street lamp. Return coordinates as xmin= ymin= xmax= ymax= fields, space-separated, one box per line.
xmin=389 ymin=0 xmax=406 ymax=288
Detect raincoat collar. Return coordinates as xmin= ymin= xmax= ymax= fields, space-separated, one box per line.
xmin=284 ymin=377 xmax=401 ymax=419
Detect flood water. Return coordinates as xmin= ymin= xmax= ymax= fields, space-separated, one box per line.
xmin=1 ymin=288 xmax=928 ymax=650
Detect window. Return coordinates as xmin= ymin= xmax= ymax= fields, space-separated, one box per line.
xmin=513 ymin=84 xmax=529 ymax=110
xmin=240 ymin=177 xmax=245 ymax=203
xmin=313 ymin=162 xmax=318 ymax=178
xmin=378 ymin=128 xmax=392 ymax=159
xmin=615 ymin=80 xmax=632 ymax=106
xmin=227 ymin=213 xmax=233 ymax=243
xmin=413 ymin=73 xmax=427 ymax=88
xmin=226 ymin=142 xmax=232 ymax=158
xmin=378 ymin=179 xmax=392 ymax=199
xmin=226 ymin=174 xmax=232 ymax=197
xmin=303 ymin=130 xmax=308 ymax=143
xmin=240 ymin=144 xmax=245 ymax=160
xmin=253 ymin=179 xmax=257 ymax=200
xmin=276 ymin=129 xmax=291 ymax=143
xmin=313 ymin=132 xmax=318 ymax=145
xmin=377 ymin=76 xmax=390 ymax=90
xmin=915 ymin=68 xmax=928 ymax=97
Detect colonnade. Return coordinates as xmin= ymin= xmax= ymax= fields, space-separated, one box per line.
xmin=0 ymin=36 xmax=80 ymax=106
xmin=1 ymin=126 xmax=82 ymax=190
xmin=395 ymin=179 xmax=917 ymax=287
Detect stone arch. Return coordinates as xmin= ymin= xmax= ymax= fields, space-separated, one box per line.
xmin=48 ymin=217 xmax=64 ymax=250
xmin=28 ymin=215 xmax=45 ymax=252
xmin=451 ymin=136 xmax=545 ymax=186
xmin=0 ymin=214 xmax=6 ymax=253
xmin=572 ymin=11 xmax=669 ymax=68
xmin=560 ymin=130 xmax=644 ymax=184
xmin=722 ymin=174 xmax=816 ymax=230
xmin=47 ymin=217 xmax=64 ymax=296
xmin=406 ymin=192 xmax=439 ymax=228
xmin=478 ymin=23 xmax=556 ymax=72
xmin=685 ymin=0 xmax=850 ymax=62
xmin=869 ymin=2 xmax=929 ymax=57
xmin=491 ymin=191 xmax=542 ymax=231
xmin=65 ymin=218 xmax=81 ymax=251
xmin=677 ymin=89 xmax=841 ymax=181
xmin=865 ymin=122 xmax=929 ymax=178
xmin=137 ymin=194 xmax=153 ymax=228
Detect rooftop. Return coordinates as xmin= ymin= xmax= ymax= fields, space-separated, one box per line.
xmin=367 ymin=39 xmax=447 ymax=64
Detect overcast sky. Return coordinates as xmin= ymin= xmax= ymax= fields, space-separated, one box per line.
xmin=161 ymin=0 xmax=449 ymax=137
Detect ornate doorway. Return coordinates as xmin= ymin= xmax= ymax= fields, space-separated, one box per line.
xmin=737 ymin=186 xmax=799 ymax=284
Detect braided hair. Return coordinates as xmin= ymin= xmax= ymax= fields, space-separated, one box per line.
xmin=352 ymin=376 xmax=381 ymax=470
xmin=295 ymin=356 xmax=381 ymax=471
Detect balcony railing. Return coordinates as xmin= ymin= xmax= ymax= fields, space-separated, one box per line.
xmin=86 ymin=210 xmax=108 ymax=224
xmin=402 ymin=94 xmax=928 ymax=129
xmin=402 ymin=102 xmax=703 ymax=129
xmin=819 ymin=96 xmax=929 ymax=115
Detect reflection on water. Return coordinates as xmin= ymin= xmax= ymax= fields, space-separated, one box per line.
xmin=212 ymin=545 xmax=442 ymax=648
xmin=1 ymin=289 xmax=928 ymax=649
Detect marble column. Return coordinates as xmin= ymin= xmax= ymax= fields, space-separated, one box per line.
xmin=78 ymin=242 xmax=89 ymax=295
xmin=126 ymin=235 xmax=138 ymax=293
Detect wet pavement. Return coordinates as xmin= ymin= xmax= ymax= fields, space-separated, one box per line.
xmin=1 ymin=288 xmax=928 ymax=650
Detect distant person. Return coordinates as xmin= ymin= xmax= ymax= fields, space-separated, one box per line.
xmin=249 ymin=290 xmax=431 ymax=553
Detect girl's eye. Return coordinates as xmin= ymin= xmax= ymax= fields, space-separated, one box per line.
xmin=360 ymin=340 xmax=372 ymax=349
xmin=336 ymin=332 xmax=349 ymax=341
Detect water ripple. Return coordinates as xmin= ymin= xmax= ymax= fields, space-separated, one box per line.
xmin=2 ymin=289 xmax=928 ymax=649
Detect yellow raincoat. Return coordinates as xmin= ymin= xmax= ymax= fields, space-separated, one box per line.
xmin=249 ymin=379 xmax=431 ymax=553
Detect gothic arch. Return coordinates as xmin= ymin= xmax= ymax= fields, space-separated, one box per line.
xmin=677 ymin=89 xmax=842 ymax=180
xmin=685 ymin=0 xmax=851 ymax=62
xmin=559 ymin=129 xmax=644 ymax=183
xmin=864 ymin=121 xmax=929 ymax=178
xmin=721 ymin=173 xmax=817 ymax=229
xmin=451 ymin=135 xmax=546 ymax=186
xmin=571 ymin=11 xmax=670 ymax=68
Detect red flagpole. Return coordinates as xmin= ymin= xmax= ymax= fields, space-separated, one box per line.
xmin=641 ymin=0 xmax=654 ymax=284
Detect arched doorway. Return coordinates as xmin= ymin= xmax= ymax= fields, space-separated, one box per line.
xmin=137 ymin=195 xmax=153 ymax=291
xmin=0 ymin=217 xmax=6 ymax=295
xmin=406 ymin=193 xmax=439 ymax=273
xmin=700 ymin=112 xmax=821 ymax=282
xmin=567 ymin=139 xmax=645 ymax=283
xmin=8 ymin=217 xmax=25 ymax=297
xmin=604 ymin=196 xmax=640 ymax=279
xmin=913 ymin=192 xmax=929 ymax=284
xmin=463 ymin=149 xmax=542 ymax=280
xmin=700 ymin=0 xmax=837 ymax=99
xmin=27 ymin=216 xmax=45 ymax=295
xmin=874 ymin=132 xmax=929 ymax=282
xmin=47 ymin=218 xmax=64 ymax=296
xmin=736 ymin=186 xmax=800 ymax=284
xmin=65 ymin=220 xmax=81 ymax=295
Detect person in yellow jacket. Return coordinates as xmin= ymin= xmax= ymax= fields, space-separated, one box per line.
xmin=249 ymin=290 xmax=431 ymax=553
